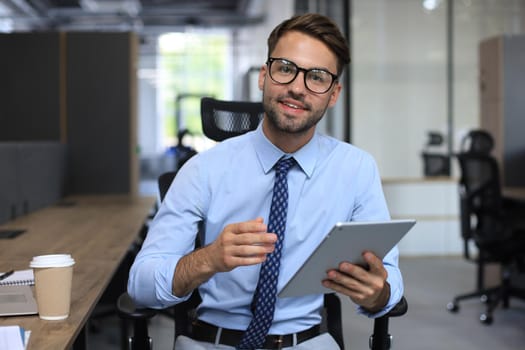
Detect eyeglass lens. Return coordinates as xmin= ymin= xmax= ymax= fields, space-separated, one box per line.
xmin=269 ymin=59 xmax=334 ymax=93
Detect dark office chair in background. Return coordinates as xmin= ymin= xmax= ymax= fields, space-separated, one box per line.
xmin=447 ymin=129 xmax=525 ymax=324
xmin=118 ymin=97 xmax=407 ymax=349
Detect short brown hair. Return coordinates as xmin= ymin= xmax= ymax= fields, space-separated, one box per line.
xmin=267 ymin=13 xmax=350 ymax=76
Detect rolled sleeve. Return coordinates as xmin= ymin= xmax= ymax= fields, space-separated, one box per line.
xmin=128 ymin=253 xmax=193 ymax=308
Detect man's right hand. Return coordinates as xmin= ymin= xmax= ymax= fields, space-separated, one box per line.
xmin=172 ymin=217 xmax=276 ymax=297
xmin=207 ymin=217 xmax=277 ymax=272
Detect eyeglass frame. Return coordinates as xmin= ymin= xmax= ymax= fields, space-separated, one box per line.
xmin=265 ymin=57 xmax=339 ymax=94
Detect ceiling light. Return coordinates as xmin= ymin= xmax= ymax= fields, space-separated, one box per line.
xmin=422 ymin=0 xmax=442 ymax=11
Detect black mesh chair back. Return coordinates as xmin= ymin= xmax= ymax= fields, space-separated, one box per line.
xmin=158 ymin=171 xmax=177 ymax=202
xmin=457 ymin=153 xmax=507 ymax=245
xmin=457 ymin=130 xmax=504 ymax=245
xmin=457 ymin=130 xmax=494 ymax=243
xmin=201 ymin=97 xmax=264 ymax=142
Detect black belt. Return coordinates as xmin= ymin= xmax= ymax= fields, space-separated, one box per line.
xmin=191 ymin=320 xmax=321 ymax=349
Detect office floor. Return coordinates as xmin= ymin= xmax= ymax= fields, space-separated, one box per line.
xmin=87 ymin=256 xmax=525 ymax=349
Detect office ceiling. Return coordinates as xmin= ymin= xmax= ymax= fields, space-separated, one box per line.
xmin=1 ymin=0 xmax=265 ymax=32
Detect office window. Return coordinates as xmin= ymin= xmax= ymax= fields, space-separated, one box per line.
xmin=158 ymin=31 xmax=231 ymax=150
xmin=0 ymin=3 xmax=13 ymax=33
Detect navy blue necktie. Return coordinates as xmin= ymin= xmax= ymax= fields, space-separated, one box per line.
xmin=238 ymin=157 xmax=296 ymax=349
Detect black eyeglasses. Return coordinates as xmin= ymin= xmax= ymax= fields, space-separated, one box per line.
xmin=266 ymin=57 xmax=338 ymax=94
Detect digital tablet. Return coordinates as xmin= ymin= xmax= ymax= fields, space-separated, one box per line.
xmin=278 ymin=219 xmax=416 ymax=298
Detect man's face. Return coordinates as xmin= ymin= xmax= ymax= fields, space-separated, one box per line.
xmin=259 ymin=31 xmax=341 ymax=137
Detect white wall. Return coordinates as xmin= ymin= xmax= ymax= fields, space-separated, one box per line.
xmin=383 ymin=178 xmax=463 ymax=256
xmin=233 ymin=0 xmax=295 ymax=101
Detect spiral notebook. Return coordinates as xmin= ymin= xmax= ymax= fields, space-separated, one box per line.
xmin=0 ymin=270 xmax=34 ymax=286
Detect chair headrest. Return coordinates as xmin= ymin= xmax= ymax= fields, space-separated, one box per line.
xmin=460 ymin=130 xmax=494 ymax=154
xmin=200 ymin=97 xmax=264 ymax=142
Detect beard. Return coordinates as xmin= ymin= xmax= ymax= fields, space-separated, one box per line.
xmin=262 ymin=90 xmax=329 ymax=135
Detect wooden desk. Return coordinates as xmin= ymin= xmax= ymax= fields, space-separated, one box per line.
xmin=0 ymin=195 xmax=155 ymax=350
xmin=503 ymin=187 xmax=525 ymax=201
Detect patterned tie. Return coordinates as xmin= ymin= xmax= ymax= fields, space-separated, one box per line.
xmin=237 ymin=157 xmax=296 ymax=350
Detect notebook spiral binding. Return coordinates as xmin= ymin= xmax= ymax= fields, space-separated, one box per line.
xmin=0 ymin=270 xmax=35 ymax=287
xmin=0 ymin=279 xmax=35 ymax=286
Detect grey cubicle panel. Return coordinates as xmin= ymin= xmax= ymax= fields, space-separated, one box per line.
xmin=0 ymin=143 xmax=18 ymax=223
xmin=0 ymin=33 xmax=61 ymax=141
xmin=65 ymin=32 xmax=135 ymax=194
xmin=17 ymin=142 xmax=67 ymax=214
xmin=0 ymin=142 xmax=66 ymax=224
xmin=1 ymin=32 xmax=138 ymax=195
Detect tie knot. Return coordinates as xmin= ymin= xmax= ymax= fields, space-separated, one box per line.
xmin=275 ymin=157 xmax=296 ymax=175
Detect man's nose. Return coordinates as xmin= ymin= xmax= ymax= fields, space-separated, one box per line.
xmin=288 ymin=71 xmax=307 ymax=93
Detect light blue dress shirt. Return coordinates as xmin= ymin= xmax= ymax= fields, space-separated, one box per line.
xmin=128 ymin=124 xmax=403 ymax=334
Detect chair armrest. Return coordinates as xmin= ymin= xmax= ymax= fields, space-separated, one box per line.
xmin=383 ymin=296 xmax=408 ymax=318
xmin=370 ymin=296 xmax=408 ymax=350
xmin=117 ymin=292 xmax=157 ymax=320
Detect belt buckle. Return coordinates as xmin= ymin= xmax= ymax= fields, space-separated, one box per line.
xmin=274 ymin=335 xmax=284 ymax=350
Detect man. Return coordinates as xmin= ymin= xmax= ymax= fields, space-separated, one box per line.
xmin=128 ymin=13 xmax=403 ymax=350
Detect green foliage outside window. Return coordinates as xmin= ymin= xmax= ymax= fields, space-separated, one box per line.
xmin=159 ymin=32 xmax=229 ymax=145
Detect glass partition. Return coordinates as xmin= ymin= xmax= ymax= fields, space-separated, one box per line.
xmin=352 ymin=0 xmax=525 ymax=179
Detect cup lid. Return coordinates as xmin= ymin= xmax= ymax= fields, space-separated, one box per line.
xmin=30 ymin=254 xmax=75 ymax=268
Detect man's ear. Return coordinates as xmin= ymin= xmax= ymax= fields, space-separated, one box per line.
xmin=258 ymin=65 xmax=267 ymax=91
xmin=328 ymin=83 xmax=342 ymax=108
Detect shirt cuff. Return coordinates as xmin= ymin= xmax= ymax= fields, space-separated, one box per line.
xmin=154 ymin=256 xmax=194 ymax=307
xmin=356 ymin=270 xmax=404 ymax=318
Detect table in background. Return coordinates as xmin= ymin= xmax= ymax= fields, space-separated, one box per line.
xmin=503 ymin=187 xmax=525 ymax=201
xmin=502 ymin=187 xmax=525 ymax=290
xmin=0 ymin=195 xmax=155 ymax=350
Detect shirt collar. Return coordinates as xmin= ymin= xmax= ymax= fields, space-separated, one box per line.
xmin=252 ymin=122 xmax=318 ymax=178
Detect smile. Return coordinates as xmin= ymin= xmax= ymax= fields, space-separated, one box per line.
xmin=283 ymin=102 xmax=301 ymax=109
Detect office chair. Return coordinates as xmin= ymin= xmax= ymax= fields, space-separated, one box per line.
xmin=200 ymin=96 xmax=265 ymax=141
xmin=447 ymin=130 xmax=525 ymax=324
xmin=118 ymin=97 xmax=407 ymax=349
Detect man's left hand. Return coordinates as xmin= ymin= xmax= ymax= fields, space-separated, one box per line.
xmin=322 ymin=251 xmax=390 ymax=313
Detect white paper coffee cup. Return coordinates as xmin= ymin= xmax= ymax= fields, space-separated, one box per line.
xmin=30 ymin=254 xmax=75 ymax=320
